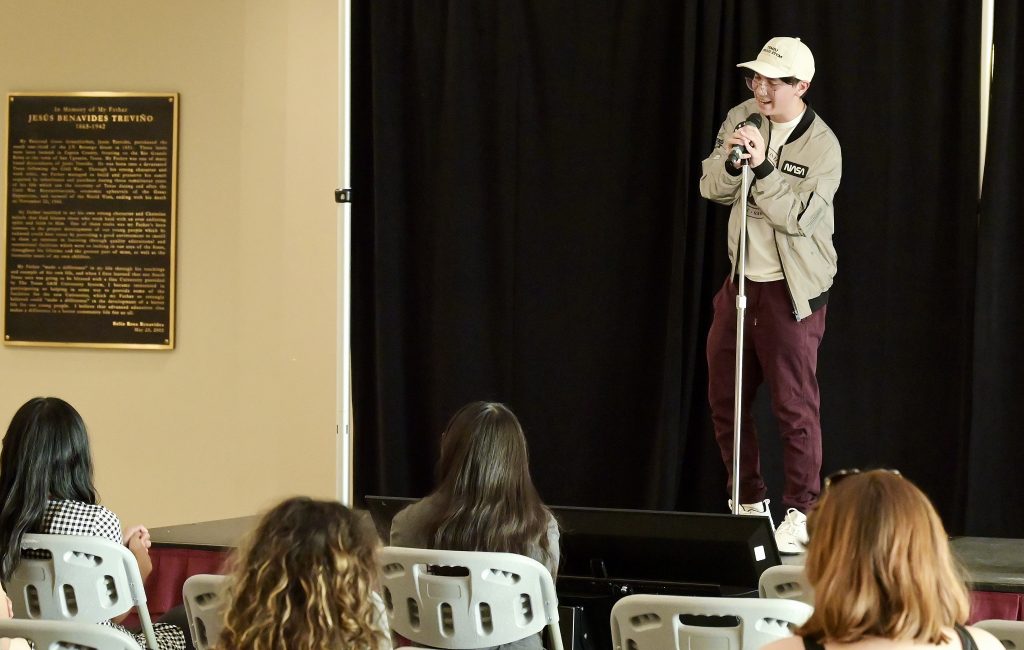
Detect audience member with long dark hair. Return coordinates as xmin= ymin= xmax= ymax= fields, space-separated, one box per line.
xmin=390 ymin=401 xmax=559 ymax=649
xmin=218 ymin=496 xmax=390 ymax=650
xmin=764 ymin=469 xmax=1001 ymax=650
xmin=0 ymin=397 xmax=188 ymax=649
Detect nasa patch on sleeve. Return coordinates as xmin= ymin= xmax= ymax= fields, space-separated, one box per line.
xmin=780 ymin=161 xmax=809 ymax=178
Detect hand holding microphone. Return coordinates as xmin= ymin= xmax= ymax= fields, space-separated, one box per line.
xmin=727 ymin=113 xmax=764 ymax=167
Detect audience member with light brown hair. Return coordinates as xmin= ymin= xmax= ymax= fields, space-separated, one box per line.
xmin=217 ymin=497 xmax=390 ymax=650
xmin=763 ymin=469 xmax=1001 ymax=650
xmin=390 ymin=401 xmax=559 ymax=650
xmin=391 ymin=401 xmax=558 ymax=575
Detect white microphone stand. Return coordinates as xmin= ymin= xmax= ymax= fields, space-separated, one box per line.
xmin=731 ymin=160 xmax=752 ymax=516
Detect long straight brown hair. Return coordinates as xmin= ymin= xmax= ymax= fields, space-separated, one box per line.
xmin=423 ymin=402 xmax=555 ymax=567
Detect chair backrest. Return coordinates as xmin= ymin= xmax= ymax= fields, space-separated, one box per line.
xmin=974 ymin=619 xmax=1024 ymax=650
xmin=379 ymin=546 xmax=563 ymax=650
xmin=0 ymin=618 xmax=140 ymax=650
xmin=182 ymin=573 xmax=229 ymax=650
xmin=610 ymin=594 xmax=813 ymax=650
xmin=758 ymin=564 xmax=815 ymax=606
xmin=7 ymin=533 xmax=159 ymax=650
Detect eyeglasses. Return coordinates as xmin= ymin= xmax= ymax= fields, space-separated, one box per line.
xmin=823 ymin=468 xmax=902 ymax=490
xmin=744 ymin=73 xmax=795 ymax=95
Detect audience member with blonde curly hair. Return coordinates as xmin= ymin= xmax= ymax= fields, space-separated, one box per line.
xmin=217 ymin=497 xmax=390 ymax=650
xmin=764 ymin=469 xmax=1001 ymax=650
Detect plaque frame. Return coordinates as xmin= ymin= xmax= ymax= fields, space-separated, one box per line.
xmin=3 ymin=91 xmax=179 ymax=350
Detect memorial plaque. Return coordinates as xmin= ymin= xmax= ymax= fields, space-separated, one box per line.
xmin=4 ymin=93 xmax=178 ymax=348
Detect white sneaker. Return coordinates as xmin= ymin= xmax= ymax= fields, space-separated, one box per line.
xmin=775 ymin=508 xmax=809 ymax=555
xmin=728 ymin=498 xmax=775 ymax=531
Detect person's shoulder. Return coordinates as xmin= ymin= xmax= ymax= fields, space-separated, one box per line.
xmin=763 ymin=634 xmax=808 ymax=650
xmin=92 ymin=504 xmax=121 ymax=527
xmin=82 ymin=503 xmax=121 ymax=542
xmin=544 ymin=509 xmax=560 ymax=536
xmin=965 ymin=625 xmax=1008 ymax=650
xmin=394 ymin=495 xmax=435 ymax=521
xmin=43 ymin=500 xmax=121 ymax=542
xmin=813 ymin=123 xmax=841 ymax=152
xmin=805 ymin=109 xmax=841 ymax=150
xmin=48 ymin=499 xmax=119 ymax=523
xmin=390 ymin=495 xmax=435 ymax=543
xmin=728 ymin=98 xmax=761 ymax=121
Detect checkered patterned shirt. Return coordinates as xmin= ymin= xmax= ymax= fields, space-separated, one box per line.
xmin=38 ymin=500 xmax=122 ymax=543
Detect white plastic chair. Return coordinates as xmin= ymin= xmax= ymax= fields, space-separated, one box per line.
xmin=379 ymin=546 xmax=563 ymax=650
xmin=974 ymin=620 xmax=1024 ymax=650
xmin=7 ymin=533 xmax=159 ymax=649
xmin=610 ymin=594 xmax=813 ymax=650
xmin=758 ymin=564 xmax=815 ymax=606
xmin=182 ymin=573 xmax=229 ymax=650
xmin=0 ymin=618 xmax=140 ymax=646
xmin=0 ymin=617 xmax=140 ymax=649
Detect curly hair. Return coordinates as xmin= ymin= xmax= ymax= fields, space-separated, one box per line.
xmin=217 ymin=497 xmax=388 ymax=650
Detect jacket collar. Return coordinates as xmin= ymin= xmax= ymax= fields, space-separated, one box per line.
xmin=786 ymin=103 xmax=816 ymax=143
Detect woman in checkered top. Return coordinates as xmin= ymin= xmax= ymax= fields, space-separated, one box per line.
xmin=0 ymin=397 xmax=188 ymax=650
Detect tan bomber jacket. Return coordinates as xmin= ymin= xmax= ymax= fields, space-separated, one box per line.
xmin=699 ymin=97 xmax=842 ymax=320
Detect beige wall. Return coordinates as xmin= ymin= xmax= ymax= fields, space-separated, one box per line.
xmin=0 ymin=1 xmax=341 ymax=527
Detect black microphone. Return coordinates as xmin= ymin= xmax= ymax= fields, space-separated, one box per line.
xmin=728 ymin=113 xmax=763 ymax=164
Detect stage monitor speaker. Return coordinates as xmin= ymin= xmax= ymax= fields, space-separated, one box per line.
xmin=552 ymin=504 xmax=780 ymax=595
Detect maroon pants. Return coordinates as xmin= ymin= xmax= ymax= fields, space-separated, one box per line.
xmin=707 ymin=277 xmax=826 ymax=512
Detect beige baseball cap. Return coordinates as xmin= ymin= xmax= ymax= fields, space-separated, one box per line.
xmin=737 ymin=37 xmax=815 ymax=82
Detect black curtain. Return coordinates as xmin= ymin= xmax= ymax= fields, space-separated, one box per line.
xmin=968 ymin=0 xmax=1024 ymax=536
xmin=352 ymin=1 xmax=1006 ymax=535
